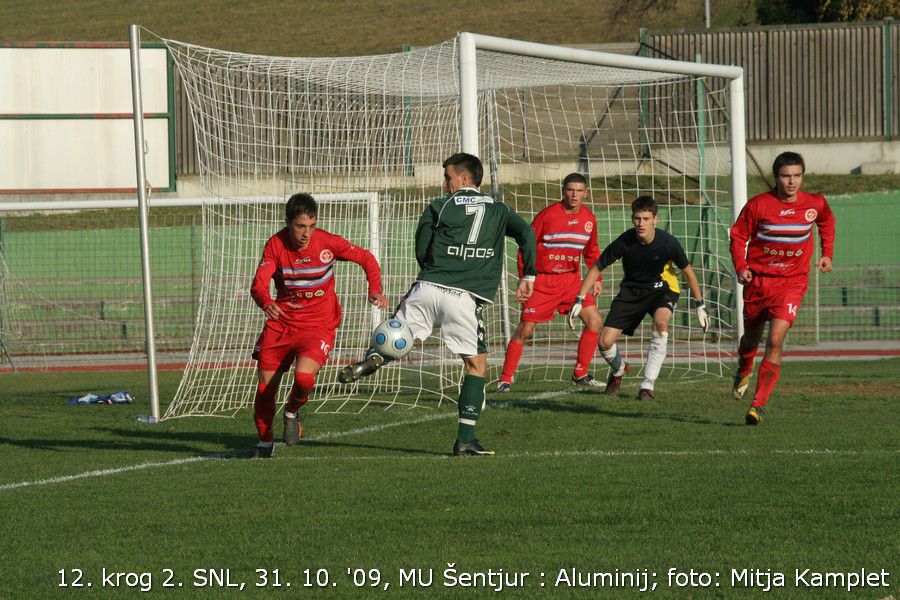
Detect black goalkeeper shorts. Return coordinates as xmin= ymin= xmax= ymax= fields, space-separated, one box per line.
xmin=604 ymin=285 xmax=679 ymax=336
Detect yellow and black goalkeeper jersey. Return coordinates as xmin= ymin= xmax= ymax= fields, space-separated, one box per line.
xmin=661 ymin=260 xmax=681 ymax=294
xmin=596 ymin=229 xmax=689 ymax=291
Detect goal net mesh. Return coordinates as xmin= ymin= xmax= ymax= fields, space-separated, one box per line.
xmin=159 ymin=35 xmax=736 ymax=418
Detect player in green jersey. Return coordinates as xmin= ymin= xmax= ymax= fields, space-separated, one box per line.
xmin=339 ymin=152 xmax=538 ymax=456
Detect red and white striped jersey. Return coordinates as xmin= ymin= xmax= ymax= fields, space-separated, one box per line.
xmin=251 ymin=227 xmax=382 ymax=329
xmin=730 ymin=190 xmax=835 ymax=279
xmin=519 ymin=202 xmax=601 ymax=277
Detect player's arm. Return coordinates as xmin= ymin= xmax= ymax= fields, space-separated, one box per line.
xmin=331 ymin=235 xmax=388 ymax=309
xmin=250 ymin=240 xmax=283 ymax=321
xmin=505 ymin=208 xmax=537 ymax=302
xmin=576 ymin=237 xmax=622 ymax=297
xmin=672 ymin=240 xmax=711 ymax=332
xmin=583 ymin=216 xmax=602 ymax=297
xmin=729 ymin=202 xmax=756 ymax=284
xmin=680 ymin=264 xmax=711 ymax=333
xmin=568 ymin=237 xmax=621 ymax=329
xmin=518 ymin=210 xmax=543 ymax=278
xmin=680 ymin=265 xmax=704 ymax=303
xmin=414 ymin=202 xmax=437 ymax=270
xmin=816 ymin=198 xmax=836 ymax=273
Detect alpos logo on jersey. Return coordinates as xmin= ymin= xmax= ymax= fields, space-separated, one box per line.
xmin=446 ymin=244 xmax=495 ymax=260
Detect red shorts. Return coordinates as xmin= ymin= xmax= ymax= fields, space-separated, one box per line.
xmin=521 ymin=272 xmax=596 ymax=323
xmin=252 ymin=321 xmax=335 ymax=371
xmin=742 ymin=274 xmax=808 ymax=327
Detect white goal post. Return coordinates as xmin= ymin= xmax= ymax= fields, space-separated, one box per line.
xmin=126 ymin=28 xmax=748 ymax=419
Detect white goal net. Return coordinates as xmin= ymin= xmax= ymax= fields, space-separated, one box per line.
xmin=159 ymin=33 xmax=741 ymax=418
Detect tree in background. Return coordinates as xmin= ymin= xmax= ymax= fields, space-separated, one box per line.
xmin=613 ymin=0 xmax=896 ymax=26
xmin=757 ymin=0 xmax=898 ymax=24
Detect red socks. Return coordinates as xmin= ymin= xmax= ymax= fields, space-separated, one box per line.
xmin=500 ymin=340 xmax=524 ymax=384
xmin=503 ymin=330 xmax=601 ymax=382
xmin=574 ymin=330 xmax=600 ymax=378
xmin=253 ymin=381 xmax=278 ymax=443
xmin=752 ymin=359 xmax=781 ymax=408
xmin=285 ymin=372 xmax=315 ymax=414
xmin=254 ymin=372 xmax=316 ymax=442
xmin=737 ymin=343 xmax=758 ymax=377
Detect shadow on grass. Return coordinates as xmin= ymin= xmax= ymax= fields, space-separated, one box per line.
xmin=294 ymin=439 xmax=447 ymax=456
xmin=495 ymin=398 xmax=607 ymax=415
xmin=498 ymin=394 xmax=719 ymax=425
xmin=0 ymin=425 xmax=446 ymax=458
xmin=0 ymin=426 xmax=252 ymax=455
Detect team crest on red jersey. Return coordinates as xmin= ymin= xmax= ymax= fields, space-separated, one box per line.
xmin=320 ymin=249 xmax=334 ymax=262
xmin=805 ymin=209 xmax=817 ymax=222
xmin=584 ymin=221 xmax=593 ymax=233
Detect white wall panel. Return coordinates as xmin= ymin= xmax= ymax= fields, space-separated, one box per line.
xmin=0 ymin=119 xmax=169 ymax=190
xmin=0 ymin=47 xmax=168 ymax=114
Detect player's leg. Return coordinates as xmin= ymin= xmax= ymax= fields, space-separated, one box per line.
xmin=639 ymin=306 xmax=674 ymax=400
xmin=735 ymin=275 xmax=766 ymax=399
xmin=338 ymin=283 xmax=434 ymax=383
xmin=251 ymin=324 xmax=293 ymax=457
xmin=454 ymin=353 xmax=494 ymax=456
xmin=599 ymin=289 xmax=646 ymax=394
xmin=438 ymin=292 xmax=494 ymax=456
xmin=599 ymin=325 xmax=630 ymax=394
xmin=282 ymin=356 xmax=324 ymax=446
xmin=745 ymin=278 xmax=806 ymax=424
xmin=498 ymin=319 xmax=537 ymax=391
xmin=500 ymin=278 xmax=558 ymax=390
xmin=572 ymin=302 xmax=603 ymax=386
xmin=253 ymin=368 xmax=286 ymax=458
xmin=746 ymin=318 xmax=790 ymax=425
xmin=734 ymin=320 xmax=765 ymax=400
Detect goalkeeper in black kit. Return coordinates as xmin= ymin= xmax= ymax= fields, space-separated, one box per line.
xmin=569 ymin=196 xmax=710 ymax=399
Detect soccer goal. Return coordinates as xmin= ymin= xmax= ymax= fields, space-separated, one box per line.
xmin=148 ymin=30 xmax=746 ymax=418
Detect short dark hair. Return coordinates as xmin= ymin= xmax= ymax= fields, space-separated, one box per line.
xmin=631 ymin=195 xmax=658 ymax=216
xmin=443 ymin=152 xmax=483 ymax=186
xmin=773 ymin=151 xmax=805 ymax=176
xmin=286 ymin=193 xmax=317 ymax=221
xmin=562 ymin=172 xmax=587 ymax=188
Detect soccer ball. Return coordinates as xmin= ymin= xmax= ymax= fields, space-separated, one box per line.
xmin=371 ymin=318 xmax=414 ymax=361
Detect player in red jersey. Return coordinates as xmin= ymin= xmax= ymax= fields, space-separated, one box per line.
xmin=729 ymin=152 xmax=835 ymax=424
xmin=497 ymin=173 xmax=605 ymax=391
xmin=249 ymin=194 xmax=386 ymax=457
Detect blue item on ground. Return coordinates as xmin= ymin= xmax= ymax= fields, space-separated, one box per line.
xmin=68 ymin=391 xmax=134 ymax=406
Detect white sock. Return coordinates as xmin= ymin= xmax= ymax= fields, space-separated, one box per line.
xmin=257 ymin=441 xmax=274 ymax=449
xmin=284 ymin=410 xmax=297 ymax=419
xmin=641 ymin=330 xmax=668 ymax=390
xmin=600 ymin=344 xmax=625 ymax=376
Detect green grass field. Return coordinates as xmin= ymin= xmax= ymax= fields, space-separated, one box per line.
xmin=2 ymin=0 xmax=758 ymax=56
xmin=1 ymin=360 xmax=897 ymax=598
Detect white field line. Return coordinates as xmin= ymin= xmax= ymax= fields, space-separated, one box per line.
xmin=2 ymin=389 xmax=897 ymax=491
xmin=303 ymin=389 xmax=568 ymax=442
xmin=0 ymin=456 xmax=208 ymax=492
xmin=0 ymin=390 xmax=569 ymax=492
xmin=270 ymin=447 xmax=900 ymax=463
xmin=2 ymin=447 xmax=895 ymax=492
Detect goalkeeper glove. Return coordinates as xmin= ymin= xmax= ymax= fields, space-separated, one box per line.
xmin=568 ymin=296 xmax=585 ymax=331
xmin=694 ymin=299 xmax=710 ymax=333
